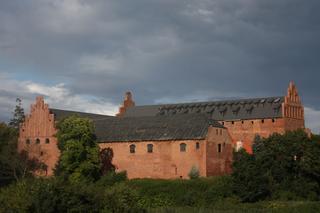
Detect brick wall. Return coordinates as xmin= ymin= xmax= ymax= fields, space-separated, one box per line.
xmin=99 ymin=127 xmax=233 ymax=179
xmin=18 ymin=97 xmax=60 ymax=176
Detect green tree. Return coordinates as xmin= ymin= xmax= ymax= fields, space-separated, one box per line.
xmin=0 ymin=123 xmax=44 ymax=186
xmin=9 ymin=98 xmax=25 ymax=130
xmin=55 ymin=116 xmax=101 ymax=183
xmin=232 ymin=129 xmax=320 ymax=202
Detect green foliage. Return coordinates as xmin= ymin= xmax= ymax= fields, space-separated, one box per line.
xmin=96 ymin=171 xmax=128 ymax=187
xmin=55 ymin=116 xmax=101 ymax=183
xmin=0 ymin=123 xmax=44 ymax=187
xmin=188 ymin=166 xmax=200 ymax=179
xmin=8 ymin=98 xmax=25 ymax=130
xmin=128 ymin=177 xmax=234 ymax=208
xmin=103 ymin=183 xmax=145 ymax=213
xmin=232 ymin=129 xmax=320 ymax=202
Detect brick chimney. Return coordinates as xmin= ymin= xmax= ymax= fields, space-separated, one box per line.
xmin=116 ymin=91 xmax=135 ymax=117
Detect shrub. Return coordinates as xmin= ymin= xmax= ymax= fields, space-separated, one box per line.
xmin=188 ymin=166 xmax=199 ymax=179
xmin=102 ymin=183 xmax=145 ymax=212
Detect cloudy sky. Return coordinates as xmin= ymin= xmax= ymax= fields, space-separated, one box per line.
xmin=0 ymin=0 xmax=319 ymax=133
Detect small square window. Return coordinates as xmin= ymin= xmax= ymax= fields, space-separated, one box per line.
xmin=147 ymin=144 xmax=153 ymax=153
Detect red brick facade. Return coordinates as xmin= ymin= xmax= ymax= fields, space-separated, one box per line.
xmin=18 ymin=97 xmax=60 ymax=176
xmin=99 ymin=127 xmax=233 ymax=179
xmin=222 ymin=82 xmax=305 ymax=153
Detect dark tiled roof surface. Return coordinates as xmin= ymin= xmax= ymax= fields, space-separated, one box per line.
xmin=124 ymin=97 xmax=284 ymax=120
xmin=94 ymin=114 xmax=224 ymax=142
xmin=49 ymin=108 xmax=113 ymax=121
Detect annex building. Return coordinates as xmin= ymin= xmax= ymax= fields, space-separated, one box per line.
xmin=18 ymin=82 xmax=306 ymax=179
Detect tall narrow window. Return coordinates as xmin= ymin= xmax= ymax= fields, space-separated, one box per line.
xmin=26 ymin=139 xmax=31 ymax=144
xmin=196 ymin=142 xmax=200 ymax=150
xmin=147 ymin=144 xmax=153 ymax=153
xmin=218 ymin=144 xmax=222 ymax=153
xmin=180 ymin=143 xmax=186 ymax=152
xmin=130 ymin=144 xmax=136 ymax=153
xmin=45 ymin=138 xmax=50 ymax=144
xmin=36 ymin=138 xmax=40 ymax=144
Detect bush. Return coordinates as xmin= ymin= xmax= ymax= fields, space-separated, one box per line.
xmin=188 ymin=166 xmax=199 ymax=179
xmin=102 ymin=183 xmax=145 ymax=213
xmin=96 ymin=171 xmax=128 ymax=187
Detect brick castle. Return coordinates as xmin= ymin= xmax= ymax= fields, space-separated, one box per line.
xmin=18 ymin=82 xmax=305 ymax=179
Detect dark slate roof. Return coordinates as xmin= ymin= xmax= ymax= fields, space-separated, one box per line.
xmin=49 ymin=108 xmax=113 ymax=121
xmin=94 ymin=113 xmax=224 ymax=142
xmin=124 ymin=96 xmax=284 ymax=120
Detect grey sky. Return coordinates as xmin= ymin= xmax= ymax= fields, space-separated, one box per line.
xmin=0 ymin=0 xmax=319 ymax=133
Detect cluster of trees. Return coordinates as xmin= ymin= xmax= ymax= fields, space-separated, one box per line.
xmin=233 ymin=130 xmax=320 ymax=202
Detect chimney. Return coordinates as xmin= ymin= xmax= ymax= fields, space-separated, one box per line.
xmin=116 ymin=91 xmax=135 ymax=117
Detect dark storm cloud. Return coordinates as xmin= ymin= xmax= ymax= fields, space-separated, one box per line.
xmin=0 ymin=0 xmax=319 ymax=131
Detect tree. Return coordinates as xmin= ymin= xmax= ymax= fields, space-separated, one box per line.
xmin=55 ymin=116 xmax=101 ymax=183
xmin=0 ymin=123 xmax=44 ymax=186
xmin=9 ymin=98 xmax=25 ymax=130
xmin=232 ymin=129 xmax=320 ymax=202
xmin=100 ymin=148 xmax=115 ymax=175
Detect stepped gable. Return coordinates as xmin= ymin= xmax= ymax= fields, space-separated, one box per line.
xmin=94 ymin=113 xmax=224 ymax=142
xmin=123 ymin=96 xmax=285 ymax=121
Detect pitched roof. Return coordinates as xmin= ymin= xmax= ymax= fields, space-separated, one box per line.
xmin=49 ymin=108 xmax=113 ymax=121
xmin=49 ymin=108 xmax=222 ymax=142
xmin=123 ymin=96 xmax=284 ymax=120
xmin=94 ymin=113 xmax=224 ymax=142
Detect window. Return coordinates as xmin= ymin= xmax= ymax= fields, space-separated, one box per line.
xmin=241 ymin=121 xmax=244 ymax=124
xmin=231 ymin=121 xmax=234 ymax=125
xmin=272 ymin=119 xmax=275 ymax=123
xmin=36 ymin=138 xmax=40 ymax=144
xmin=147 ymin=144 xmax=153 ymax=153
xmin=180 ymin=143 xmax=186 ymax=152
xmin=130 ymin=144 xmax=136 ymax=153
xmin=251 ymin=121 xmax=254 ymax=124
xmin=216 ymin=129 xmax=219 ymax=135
xmin=40 ymin=151 xmax=44 ymax=156
xmin=218 ymin=144 xmax=222 ymax=153
xmin=220 ymin=129 xmax=222 ymax=135
xmin=45 ymin=138 xmax=50 ymax=144
xmin=196 ymin=142 xmax=200 ymax=150
xmin=261 ymin=119 xmax=264 ymax=124
xmin=26 ymin=139 xmax=31 ymax=144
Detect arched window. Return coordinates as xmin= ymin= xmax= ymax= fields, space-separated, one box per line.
xmin=26 ymin=139 xmax=31 ymax=144
xmin=36 ymin=138 xmax=40 ymax=144
xmin=196 ymin=142 xmax=200 ymax=150
xmin=180 ymin=143 xmax=186 ymax=152
xmin=147 ymin=144 xmax=153 ymax=153
xmin=130 ymin=144 xmax=136 ymax=153
xmin=45 ymin=138 xmax=50 ymax=144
